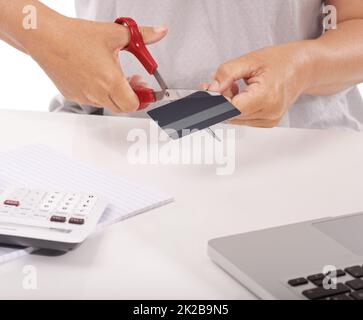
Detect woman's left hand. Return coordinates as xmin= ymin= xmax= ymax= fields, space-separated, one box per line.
xmin=205 ymin=42 xmax=313 ymax=128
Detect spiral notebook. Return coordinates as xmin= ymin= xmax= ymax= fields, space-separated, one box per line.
xmin=0 ymin=145 xmax=174 ymax=264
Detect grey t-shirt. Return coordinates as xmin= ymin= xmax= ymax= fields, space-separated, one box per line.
xmin=51 ymin=0 xmax=363 ymax=130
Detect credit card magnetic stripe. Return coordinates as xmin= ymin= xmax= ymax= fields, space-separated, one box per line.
xmin=148 ymin=91 xmax=241 ymax=139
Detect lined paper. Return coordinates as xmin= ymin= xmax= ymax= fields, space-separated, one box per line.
xmin=0 ymin=145 xmax=173 ymax=264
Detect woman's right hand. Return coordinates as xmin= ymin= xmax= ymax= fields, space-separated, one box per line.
xmin=26 ymin=15 xmax=167 ymax=113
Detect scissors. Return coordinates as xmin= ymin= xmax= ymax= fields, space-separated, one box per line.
xmin=115 ymin=17 xmax=221 ymax=141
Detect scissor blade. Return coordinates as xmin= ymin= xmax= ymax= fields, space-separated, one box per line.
xmin=157 ymin=89 xmax=221 ymax=102
xmin=154 ymin=70 xmax=168 ymax=92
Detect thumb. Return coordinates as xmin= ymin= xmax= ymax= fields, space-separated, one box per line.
xmin=109 ymin=23 xmax=168 ymax=50
xmin=210 ymin=57 xmax=255 ymax=93
xmin=139 ymin=25 xmax=168 ymax=45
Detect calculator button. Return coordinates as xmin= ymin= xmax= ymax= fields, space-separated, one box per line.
xmin=87 ymin=195 xmax=98 ymax=202
xmin=8 ymin=189 xmax=28 ymax=200
xmin=26 ymin=190 xmax=44 ymax=198
xmin=56 ymin=193 xmax=81 ymax=213
xmin=56 ymin=206 xmax=71 ymax=214
xmin=4 ymin=200 xmax=20 ymax=207
xmin=65 ymin=194 xmax=76 ymax=201
xmin=69 ymin=217 xmax=85 ymax=225
xmin=65 ymin=193 xmax=81 ymax=202
xmin=74 ymin=207 xmax=91 ymax=216
xmin=39 ymin=204 xmax=52 ymax=212
xmin=74 ymin=195 xmax=98 ymax=215
xmin=39 ymin=192 xmax=63 ymax=212
xmin=19 ymin=210 xmax=33 ymax=216
xmin=20 ymin=203 xmax=35 ymax=211
xmin=24 ymin=191 xmax=45 ymax=206
xmin=33 ymin=213 xmax=49 ymax=220
xmin=47 ymin=191 xmax=62 ymax=201
xmin=50 ymin=215 xmax=67 ymax=223
xmin=45 ymin=192 xmax=61 ymax=200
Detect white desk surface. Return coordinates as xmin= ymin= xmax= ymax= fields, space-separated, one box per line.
xmin=1 ymin=110 xmax=363 ymax=299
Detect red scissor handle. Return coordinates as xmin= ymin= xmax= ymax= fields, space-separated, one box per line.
xmin=133 ymin=86 xmax=156 ymax=110
xmin=115 ymin=17 xmax=158 ymax=74
xmin=115 ymin=17 xmax=158 ymax=110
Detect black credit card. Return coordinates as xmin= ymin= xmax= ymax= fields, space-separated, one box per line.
xmin=147 ymin=91 xmax=241 ymax=139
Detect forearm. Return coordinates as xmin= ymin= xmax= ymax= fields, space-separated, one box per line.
xmin=303 ymin=19 xmax=363 ymax=96
xmin=0 ymin=0 xmax=62 ymax=54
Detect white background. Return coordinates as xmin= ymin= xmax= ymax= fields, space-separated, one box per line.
xmin=0 ymin=1 xmax=76 ymax=112
xmin=0 ymin=2 xmax=362 ymax=113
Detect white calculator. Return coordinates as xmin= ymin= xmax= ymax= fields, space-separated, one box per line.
xmin=0 ymin=186 xmax=109 ymax=252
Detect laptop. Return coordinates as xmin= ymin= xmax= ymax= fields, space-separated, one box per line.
xmin=208 ymin=212 xmax=363 ymax=300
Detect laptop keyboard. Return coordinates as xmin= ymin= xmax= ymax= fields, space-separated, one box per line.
xmin=288 ymin=265 xmax=363 ymax=300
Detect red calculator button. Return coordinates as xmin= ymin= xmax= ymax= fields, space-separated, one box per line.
xmin=50 ymin=215 xmax=67 ymax=223
xmin=69 ymin=217 xmax=85 ymax=225
xmin=4 ymin=200 xmax=20 ymax=207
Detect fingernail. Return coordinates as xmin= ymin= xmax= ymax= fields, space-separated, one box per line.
xmin=209 ymin=80 xmax=220 ymax=92
xmin=154 ymin=25 xmax=167 ymax=33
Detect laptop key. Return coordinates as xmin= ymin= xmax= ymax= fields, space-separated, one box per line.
xmin=302 ymin=283 xmax=350 ymax=300
xmin=345 ymin=266 xmax=363 ymax=278
xmin=288 ymin=278 xmax=308 ymax=287
xmin=325 ymin=294 xmax=353 ymax=301
xmin=313 ymin=272 xmax=344 ymax=287
xmin=307 ymin=273 xmax=325 ymax=282
xmin=346 ymin=279 xmax=363 ymax=291
xmin=351 ymin=289 xmax=363 ymax=300
xmin=312 ymin=279 xmax=324 ymax=287
xmin=326 ymin=269 xmax=346 ymax=278
xmin=312 ymin=278 xmax=335 ymax=287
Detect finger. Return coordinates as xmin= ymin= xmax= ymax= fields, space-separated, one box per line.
xmin=228 ymin=118 xmax=279 ymax=128
xmin=129 ymin=75 xmax=150 ymax=88
xmin=230 ymin=83 xmax=265 ymax=116
xmin=210 ymin=57 xmax=256 ymax=92
xmin=221 ymin=82 xmax=239 ymax=99
xmin=201 ymin=82 xmax=238 ymax=99
xmin=108 ymin=75 xmax=140 ymax=113
xmin=200 ymin=83 xmax=210 ymax=91
xmin=127 ymin=75 xmax=145 ymax=85
xmin=199 ymin=82 xmax=224 ymax=97
xmin=87 ymin=94 xmax=123 ymax=113
xmin=105 ymin=96 xmax=124 ymax=113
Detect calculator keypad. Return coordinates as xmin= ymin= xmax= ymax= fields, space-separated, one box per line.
xmin=0 ymin=188 xmax=99 ymax=226
xmin=0 ymin=186 xmax=109 ymax=251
